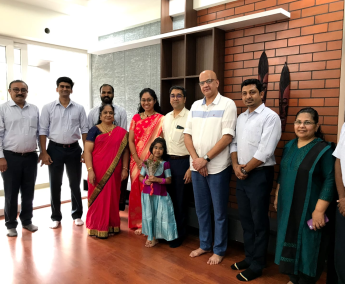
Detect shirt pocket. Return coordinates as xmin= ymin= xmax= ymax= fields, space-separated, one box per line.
xmin=171 ymin=128 xmax=184 ymax=143
xmin=29 ymin=115 xmax=38 ymax=129
xmin=70 ymin=113 xmax=80 ymax=128
xmin=247 ymin=126 xmax=261 ymax=147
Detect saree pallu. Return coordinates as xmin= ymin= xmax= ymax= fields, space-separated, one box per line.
xmin=86 ymin=127 xmax=128 ymax=238
xmin=275 ymin=138 xmax=335 ymax=277
xmin=128 ymin=113 xmax=163 ymax=229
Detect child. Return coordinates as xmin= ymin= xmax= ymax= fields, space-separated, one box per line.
xmin=139 ymin=137 xmax=178 ymax=247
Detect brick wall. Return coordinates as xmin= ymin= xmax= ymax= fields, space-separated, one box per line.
xmin=197 ymin=0 xmax=344 ymax=218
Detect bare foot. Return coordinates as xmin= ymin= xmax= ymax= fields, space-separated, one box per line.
xmin=145 ymin=237 xmax=158 ymax=248
xmin=189 ymin=248 xmax=211 ymax=258
xmin=207 ymin=254 xmax=223 ymax=265
xmin=134 ymin=228 xmax=142 ymax=235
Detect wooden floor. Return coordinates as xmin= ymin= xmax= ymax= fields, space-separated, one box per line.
xmin=0 ymin=200 xmax=327 ymax=284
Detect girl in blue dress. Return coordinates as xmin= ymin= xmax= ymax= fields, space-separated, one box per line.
xmin=139 ymin=137 xmax=178 ymax=247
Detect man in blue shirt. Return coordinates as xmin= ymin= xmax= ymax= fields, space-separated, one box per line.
xmin=40 ymin=77 xmax=89 ymax=229
xmin=0 ymin=80 xmax=41 ymax=237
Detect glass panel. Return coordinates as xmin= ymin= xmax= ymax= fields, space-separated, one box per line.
xmin=14 ymin=48 xmax=21 ymax=79
xmin=0 ymin=45 xmax=7 ymax=104
xmin=0 ymin=46 xmax=5 ymax=63
xmin=14 ymin=48 xmax=21 ymax=64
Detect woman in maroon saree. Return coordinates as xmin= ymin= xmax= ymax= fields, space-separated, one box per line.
xmin=84 ymin=104 xmax=129 ymax=238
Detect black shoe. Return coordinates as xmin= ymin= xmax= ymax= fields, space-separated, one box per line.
xmin=169 ymin=237 xmax=183 ymax=248
xmin=231 ymin=259 xmax=250 ymax=270
xmin=236 ymin=268 xmax=262 ymax=282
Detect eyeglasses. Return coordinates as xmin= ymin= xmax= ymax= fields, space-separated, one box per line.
xmin=11 ymin=88 xmax=28 ymax=93
xmin=141 ymin=98 xmax=153 ymax=103
xmin=170 ymin=94 xmax=184 ymax=99
xmin=294 ymin=120 xmax=315 ymax=126
xmin=199 ymin=79 xmax=215 ymax=86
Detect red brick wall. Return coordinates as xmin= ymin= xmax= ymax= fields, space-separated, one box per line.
xmin=197 ymin=0 xmax=344 ymax=218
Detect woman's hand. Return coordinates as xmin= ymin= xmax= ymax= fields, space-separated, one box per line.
xmin=274 ymin=195 xmax=278 ymax=212
xmin=121 ymin=169 xmax=128 ymax=181
xmin=145 ymin=179 xmax=152 ymax=185
xmin=88 ymin=170 xmax=96 ymax=186
xmin=136 ymin=159 xmax=143 ymax=170
xmin=311 ymin=209 xmax=326 ymax=231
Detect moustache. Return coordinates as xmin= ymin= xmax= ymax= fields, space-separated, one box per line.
xmin=16 ymin=95 xmax=24 ymax=98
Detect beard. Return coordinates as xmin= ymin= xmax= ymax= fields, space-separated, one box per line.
xmin=101 ymin=96 xmax=113 ymax=104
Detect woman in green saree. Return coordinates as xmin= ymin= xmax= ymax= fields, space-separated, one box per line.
xmin=274 ymin=107 xmax=335 ymax=284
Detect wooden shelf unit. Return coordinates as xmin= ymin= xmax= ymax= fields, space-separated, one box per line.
xmin=160 ymin=28 xmax=225 ymax=114
xmin=161 ymin=0 xmax=197 ymax=34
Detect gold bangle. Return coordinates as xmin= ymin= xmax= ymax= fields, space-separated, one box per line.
xmin=123 ymin=167 xmax=128 ymax=171
xmin=87 ymin=167 xmax=93 ymax=171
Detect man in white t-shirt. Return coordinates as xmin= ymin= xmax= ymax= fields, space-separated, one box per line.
xmin=184 ymin=70 xmax=237 ymax=265
xmin=332 ymin=124 xmax=345 ymax=284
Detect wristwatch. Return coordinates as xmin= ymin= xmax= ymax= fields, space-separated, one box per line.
xmin=241 ymin=168 xmax=249 ymax=175
xmin=203 ymin=154 xmax=211 ymax=162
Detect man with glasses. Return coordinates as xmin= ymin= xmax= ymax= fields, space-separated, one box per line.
xmin=230 ymin=79 xmax=281 ymax=281
xmin=162 ymin=86 xmax=192 ymax=248
xmin=87 ymin=84 xmax=128 ymax=210
xmin=40 ymin=77 xmax=88 ymax=229
xmin=0 ymin=80 xmax=41 ymax=237
xmin=184 ymin=70 xmax=237 ymax=264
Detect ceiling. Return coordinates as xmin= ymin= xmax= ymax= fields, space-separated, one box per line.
xmin=11 ymin=0 xmax=160 ymax=17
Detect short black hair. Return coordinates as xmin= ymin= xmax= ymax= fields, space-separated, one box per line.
xmin=241 ymin=79 xmax=263 ymax=93
xmin=99 ymin=84 xmax=114 ymax=94
xmin=149 ymin=137 xmax=168 ymax=161
xmin=169 ymin=86 xmax=187 ymax=97
xmin=9 ymin=80 xmax=28 ymax=89
xmin=56 ymin=77 xmax=74 ymax=89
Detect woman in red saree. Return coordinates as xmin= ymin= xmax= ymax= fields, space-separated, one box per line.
xmin=84 ymin=104 xmax=129 ymax=238
xmin=129 ymin=88 xmax=163 ymax=234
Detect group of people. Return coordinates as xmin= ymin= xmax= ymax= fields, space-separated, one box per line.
xmin=1 ymin=70 xmax=344 ymax=284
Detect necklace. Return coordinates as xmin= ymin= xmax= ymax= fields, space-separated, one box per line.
xmin=100 ymin=124 xmax=115 ymax=136
xmin=143 ymin=111 xmax=156 ymax=118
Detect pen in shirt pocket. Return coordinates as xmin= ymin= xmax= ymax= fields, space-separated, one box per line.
xmin=176 ymin=125 xmax=184 ymax=129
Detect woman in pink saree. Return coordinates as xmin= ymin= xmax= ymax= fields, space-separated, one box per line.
xmin=128 ymin=88 xmax=163 ymax=234
xmin=84 ymin=104 xmax=129 ymax=238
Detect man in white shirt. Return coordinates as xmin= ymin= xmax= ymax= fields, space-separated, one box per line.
xmin=184 ymin=70 xmax=237 ymax=265
xmin=333 ymin=124 xmax=345 ymax=284
xmin=230 ymin=79 xmax=281 ymax=282
xmin=0 ymin=80 xmax=41 ymax=237
xmin=162 ymin=86 xmax=192 ymax=248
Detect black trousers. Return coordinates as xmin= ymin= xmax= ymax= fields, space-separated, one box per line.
xmin=2 ymin=150 xmax=38 ymax=229
xmin=167 ymin=157 xmax=192 ymax=239
xmin=335 ymin=207 xmax=345 ymax=284
xmin=48 ymin=142 xmax=83 ymax=221
xmin=236 ymin=166 xmax=274 ymax=273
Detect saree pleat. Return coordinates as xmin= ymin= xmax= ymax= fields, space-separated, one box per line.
xmin=128 ymin=113 xmax=163 ymax=229
xmin=86 ymin=127 xmax=128 ymax=238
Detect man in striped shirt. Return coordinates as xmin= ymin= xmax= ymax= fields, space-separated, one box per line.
xmin=184 ymin=70 xmax=237 ymax=265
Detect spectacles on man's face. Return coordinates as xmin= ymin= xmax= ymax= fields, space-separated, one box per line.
xmin=11 ymin=88 xmax=28 ymax=94
xmin=294 ymin=120 xmax=316 ymax=126
xmin=141 ymin=98 xmax=153 ymax=103
xmin=170 ymin=94 xmax=184 ymax=99
xmin=199 ymin=79 xmax=215 ymax=86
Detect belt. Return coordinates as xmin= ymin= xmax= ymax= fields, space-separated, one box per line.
xmin=169 ymin=155 xmax=190 ymax=160
xmin=50 ymin=141 xmax=79 ymax=148
xmin=252 ymin=165 xmax=274 ymax=171
xmin=4 ymin=150 xmax=36 ymax=157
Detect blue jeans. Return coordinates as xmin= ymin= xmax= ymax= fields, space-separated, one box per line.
xmin=191 ymin=167 xmax=230 ymax=256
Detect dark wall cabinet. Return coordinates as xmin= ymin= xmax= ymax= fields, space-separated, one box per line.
xmin=160 ymin=28 xmax=225 ymax=114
